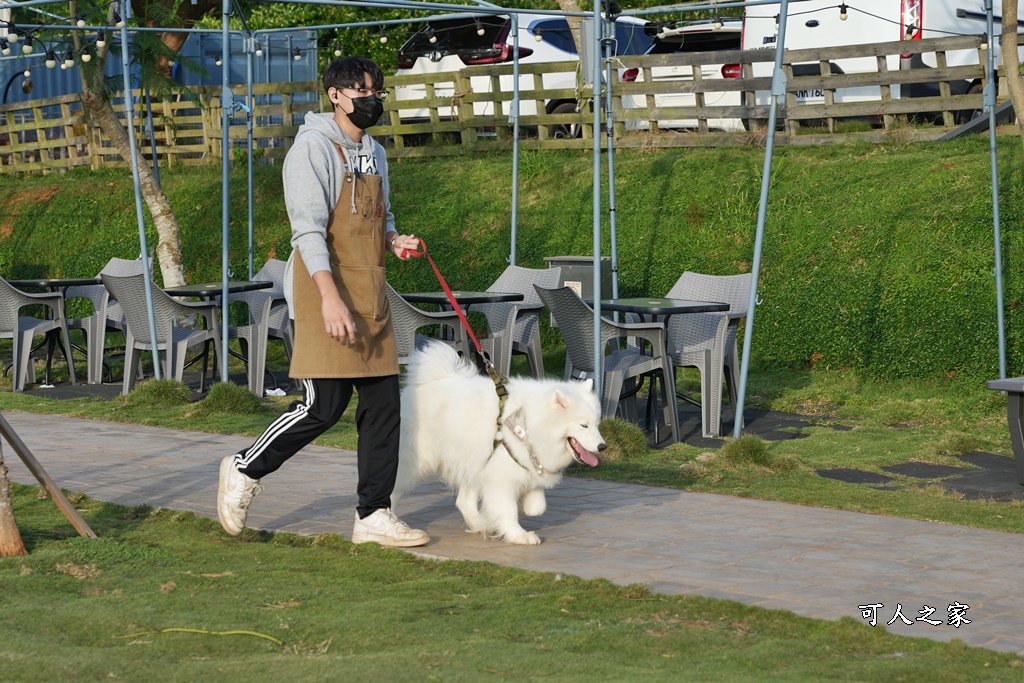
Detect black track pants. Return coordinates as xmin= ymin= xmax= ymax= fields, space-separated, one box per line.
xmin=231 ymin=375 xmax=401 ymax=518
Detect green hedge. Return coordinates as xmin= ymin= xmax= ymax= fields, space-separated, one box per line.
xmin=1 ymin=136 xmax=1020 ymax=380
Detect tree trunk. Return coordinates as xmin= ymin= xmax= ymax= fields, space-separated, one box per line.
xmin=80 ymin=90 xmax=186 ymax=287
xmin=1001 ymin=0 xmax=1024 ymax=153
xmin=0 ymin=441 xmax=28 ymax=557
xmin=72 ymin=0 xmax=186 ymax=289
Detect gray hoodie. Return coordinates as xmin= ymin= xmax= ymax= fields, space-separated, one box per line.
xmin=282 ymin=112 xmax=395 ymax=314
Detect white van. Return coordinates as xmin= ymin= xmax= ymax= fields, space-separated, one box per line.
xmin=393 ymin=13 xmax=651 ymax=137
xmin=741 ymin=0 xmax=1015 ymax=120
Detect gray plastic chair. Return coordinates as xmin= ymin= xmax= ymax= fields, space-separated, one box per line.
xmin=100 ymin=273 xmax=222 ymax=395
xmin=474 ymin=265 xmax=561 ymax=378
xmin=385 ymin=283 xmax=467 ymax=364
xmin=0 ymin=277 xmax=77 ymax=391
xmin=226 ymin=289 xmax=275 ymax=397
xmin=253 ymin=258 xmax=293 ymax=361
xmin=65 ymin=257 xmax=145 ymax=384
xmin=632 ymin=271 xmax=751 ymax=438
xmin=535 ymin=285 xmax=679 ymax=442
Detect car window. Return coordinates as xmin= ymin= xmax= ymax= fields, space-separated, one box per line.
xmin=616 ymin=23 xmax=653 ymax=55
xmin=399 ymin=16 xmax=508 ymax=59
xmin=649 ymin=30 xmax=740 ymax=55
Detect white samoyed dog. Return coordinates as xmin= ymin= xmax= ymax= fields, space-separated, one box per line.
xmin=393 ymin=341 xmax=606 ymax=545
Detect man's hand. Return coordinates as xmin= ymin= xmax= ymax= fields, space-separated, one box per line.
xmin=392 ymin=233 xmax=420 ymax=260
xmin=312 ymin=270 xmax=356 ymax=344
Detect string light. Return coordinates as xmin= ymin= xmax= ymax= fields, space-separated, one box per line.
xmin=0 ymin=39 xmax=10 ymax=56
xmin=113 ymin=12 xmax=125 ymax=29
xmin=713 ymin=15 xmax=723 ymax=30
xmin=96 ymin=31 xmax=106 ymax=48
xmin=63 ymin=50 xmax=75 ymax=68
xmin=21 ymin=42 xmax=34 ymax=55
xmin=76 ymin=15 xmax=86 ymax=29
xmin=534 ymin=29 xmax=543 ymax=42
xmin=379 ymin=26 xmax=387 ymax=44
xmin=475 ymin=19 xmax=485 ymax=36
xmin=255 ymin=41 xmax=263 ymax=57
xmin=81 ymin=47 xmax=92 ymax=63
xmin=293 ymin=47 xmax=301 ymax=61
xmin=215 ymin=54 xmax=223 ymax=66
xmin=6 ymin=25 xmax=19 ymax=43
xmin=426 ymin=26 xmax=437 ymax=44
xmin=45 ymin=49 xmax=57 ymax=68
xmin=333 ymin=43 xmax=342 ymax=57
xmin=839 ymin=3 xmax=848 ymax=20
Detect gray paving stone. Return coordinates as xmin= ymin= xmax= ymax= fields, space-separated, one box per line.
xmin=2 ymin=410 xmax=1022 ymax=656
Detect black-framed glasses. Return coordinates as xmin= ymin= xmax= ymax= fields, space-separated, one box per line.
xmin=344 ymin=86 xmax=388 ymax=101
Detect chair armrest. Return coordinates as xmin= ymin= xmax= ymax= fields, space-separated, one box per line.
xmin=16 ymin=291 xmax=65 ymax=318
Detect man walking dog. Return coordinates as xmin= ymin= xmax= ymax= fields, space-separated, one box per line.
xmin=217 ymin=56 xmax=428 ymax=547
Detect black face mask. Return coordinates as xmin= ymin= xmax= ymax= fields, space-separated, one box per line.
xmin=347 ymin=94 xmax=384 ymax=130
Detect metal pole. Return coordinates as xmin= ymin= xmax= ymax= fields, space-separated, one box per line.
xmin=220 ymin=0 xmax=232 ymax=384
xmin=985 ymin=0 xmax=1006 ymax=379
xmin=120 ymin=0 xmax=161 ymax=380
xmin=603 ymin=16 xmax=619 ymax=301
xmin=144 ymin=87 xmax=161 ymax=188
xmin=509 ymin=13 xmax=520 ymax=266
xmin=732 ymin=0 xmax=791 ymax=438
xmin=591 ymin=4 xmax=603 ymax=402
xmin=246 ymin=35 xmax=255 ymax=280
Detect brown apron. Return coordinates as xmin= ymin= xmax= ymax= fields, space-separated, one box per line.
xmin=289 ymin=151 xmax=397 ymax=378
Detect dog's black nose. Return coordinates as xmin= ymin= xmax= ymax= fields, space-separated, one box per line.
xmin=598 ymin=442 xmax=607 ymax=452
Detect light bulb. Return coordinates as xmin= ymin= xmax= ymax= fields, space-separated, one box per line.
xmin=114 ymin=13 xmax=125 ymax=29
xmin=8 ymin=31 xmax=18 ymax=44
xmin=534 ymin=31 xmax=543 ymax=42
xmin=82 ymin=51 xmax=92 ymax=63
xmin=96 ymin=32 xmax=106 ymax=48
xmin=22 ymin=43 xmax=33 ymax=55
xmin=64 ymin=50 xmax=74 ymax=68
xmin=334 ymin=44 xmax=342 ymax=57
xmin=0 ymin=41 xmax=9 ymax=56
xmin=167 ymin=59 xmax=174 ymax=67
xmin=839 ymin=4 xmax=848 ymax=20
xmin=427 ymin=28 xmax=437 ymax=44
xmin=45 ymin=50 xmax=56 ymax=68
xmin=255 ymin=46 xmax=263 ymax=57
xmin=60 ymin=62 xmax=67 ymax=69
xmin=713 ymin=16 xmax=723 ymax=31
xmin=475 ymin=20 xmax=485 ymax=36
xmin=980 ymin=42 xmax=988 ymax=51
xmin=379 ymin=28 xmax=387 ymax=44
xmin=23 ymin=69 xmax=30 ymax=78
xmin=215 ymin=55 xmax=222 ymax=66
xmin=292 ymin=47 xmax=301 ymax=62
xmin=77 ymin=18 xmax=86 ymax=29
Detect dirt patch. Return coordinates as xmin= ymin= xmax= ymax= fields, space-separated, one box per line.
xmin=2 ymin=188 xmax=61 ymax=237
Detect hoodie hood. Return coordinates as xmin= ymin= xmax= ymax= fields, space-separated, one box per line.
xmin=295 ymin=112 xmax=374 ymax=155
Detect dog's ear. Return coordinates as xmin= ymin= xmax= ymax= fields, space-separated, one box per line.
xmin=579 ymin=378 xmax=594 ymax=392
xmin=552 ymin=389 xmax=570 ymax=410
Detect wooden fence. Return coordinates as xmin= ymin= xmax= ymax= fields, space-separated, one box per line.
xmin=0 ymin=34 xmax=999 ymax=174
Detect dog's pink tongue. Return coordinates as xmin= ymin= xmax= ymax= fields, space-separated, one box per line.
xmin=573 ymin=440 xmax=599 ymax=467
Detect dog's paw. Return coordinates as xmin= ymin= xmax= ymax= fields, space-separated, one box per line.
xmin=507 ymin=531 xmax=542 ymax=546
xmin=520 ymin=490 xmax=547 ymax=517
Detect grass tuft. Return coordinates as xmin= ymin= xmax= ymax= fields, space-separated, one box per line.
xmin=187 ymin=381 xmax=264 ymax=416
xmin=597 ymin=419 xmax=649 ymax=462
xmin=721 ymin=435 xmax=777 ymax=467
xmin=932 ymin=430 xmax=986 ymax=457
xmin=115 ymin=379 xmax=192 ymax=409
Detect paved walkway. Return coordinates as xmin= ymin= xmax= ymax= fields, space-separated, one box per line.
xmin=3 ymin=411 xmax=1022 ymax=656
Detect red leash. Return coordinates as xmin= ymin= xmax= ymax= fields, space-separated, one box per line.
xmin=400 ymin=238 xmax=486 ymax=357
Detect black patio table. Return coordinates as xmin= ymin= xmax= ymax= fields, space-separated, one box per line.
xmin=6 ymin=277 xmax=101 ymax=386
xmin=400 ymin=290 xmax=524 ymax=310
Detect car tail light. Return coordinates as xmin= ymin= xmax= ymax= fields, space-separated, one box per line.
xmin=621 ymin=68 xmax=639 ymax=83
xmin=722 ymin=63 xmax=741 ymax=78
xmin=397 ymin=52 xmax=415 ymax=69
xmin=900 ymin=0 xmax=923 ymax=58
xmin=460 ymin=44 xmax=533 ymax=66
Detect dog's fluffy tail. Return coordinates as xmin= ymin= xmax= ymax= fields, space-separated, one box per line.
xmin=405 ymin=340 xmax=479 ymax=386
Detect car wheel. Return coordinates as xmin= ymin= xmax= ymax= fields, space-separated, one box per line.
xmin=548 ymin=102 xmax=582 ymax=139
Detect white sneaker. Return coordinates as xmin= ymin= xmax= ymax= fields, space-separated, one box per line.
xmin=217 ymin=455 xmax=261 ymax=536
xmin=352 ymin=508 xmax=430 ymax=547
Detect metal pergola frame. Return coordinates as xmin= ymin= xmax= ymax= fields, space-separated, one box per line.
xmin=0 ymin=0 xmax=1007 ymax=438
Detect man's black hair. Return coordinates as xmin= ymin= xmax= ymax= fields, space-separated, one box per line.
xmin=323 ymin=56 xmax=384 ymax=97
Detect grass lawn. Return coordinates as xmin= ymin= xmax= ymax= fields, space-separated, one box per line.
xmin=3 ymin=484 xmax=1023 ymax=682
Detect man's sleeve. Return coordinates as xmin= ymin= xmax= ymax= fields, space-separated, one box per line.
xmin=284 ymin=138 xmax=334 ymax=277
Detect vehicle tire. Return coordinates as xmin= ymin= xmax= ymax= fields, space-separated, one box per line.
xmin=548 ymin=102 xmax=582 ymax=139
xmin=955 ymin=83 xmax=984 ymax=126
